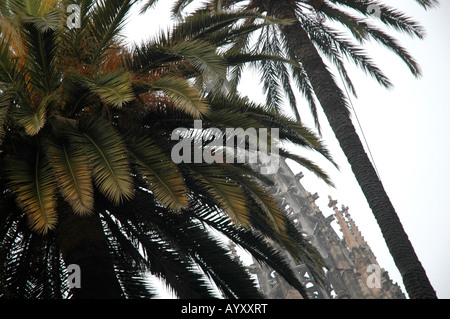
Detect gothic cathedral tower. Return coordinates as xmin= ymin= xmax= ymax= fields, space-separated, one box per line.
xmin=249 ymin=158 xmax=405 ymax=299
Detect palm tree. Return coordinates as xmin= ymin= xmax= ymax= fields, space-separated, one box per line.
xmin=149 ymin=0 xmax=440 ymax=298
xmin=0 ymin=0 xmax=334 ymax=298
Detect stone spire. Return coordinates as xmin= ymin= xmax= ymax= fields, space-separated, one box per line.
xmin=328 ymin=196 xmax=358 ymax=251
xmin=342 ymin=205 xmax=379 ymax=266
xmin=248 ymin=158 xmax=406 ymax=299
xmin=342 ymin=205 xmax=364 ymax=247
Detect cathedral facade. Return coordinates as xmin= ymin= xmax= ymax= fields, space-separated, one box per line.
xmin=249 ymin=159 xmax=405 ymax=299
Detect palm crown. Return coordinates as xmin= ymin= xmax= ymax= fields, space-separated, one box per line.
xmin=0 ymin=0 xmax=336 ymax=298
xmin=149 ymin=0 xmax=437 ymax=127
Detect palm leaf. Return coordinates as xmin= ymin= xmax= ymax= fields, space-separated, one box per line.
xmin=12 ymin=93 xmax=55 ymax=136
xmin=327 ymin=0 xmax=426 ymax=39
xmin=21 ymin=9 xmax=60 ymax=33
xmin=88 ymin=0 xmax=135 ymax=63
xmin=147 ymin=76 xmax=209 ymax=118
xmin=45 ymin=140 xmax=94 ymax=215
xmin=187 ymin=195 xmax=310 ymax=298
xmin=171 ymin=10 xmax=290 ymax=43
xmin=0 ymin=35 xmax=18 ymax=88
xmin=99 ymin=198 xmax=217 ymax=299
xmin=19 ymin=12 xmax=59 ymax=93
xmin=6 ymin=148 xmax=57 ymax=234
xmin=85 ymin=71 xmax=135 ymax=108
xmin=210 ymin=163 xmax=287 ymax=233
xmin=279 ymin=149 xmax=335 ymax=187
xmin=414 ymin=0 xmax=439 ymax=9
xmin=127 ymin=135 xmax=189 ymax=211
xmin=0 ymin=90 xmax=12 ymax=145
xmin=184 ymin=164 xmax=250 ymax=227
xmin=170 ymin=39 xmax=228 ymax=80
xmin=67 ymin=117 xmax=134 ymax=205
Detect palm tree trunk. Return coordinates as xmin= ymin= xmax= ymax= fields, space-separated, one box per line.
xmin=55 ymin=198 xmax=123 ymax=299
xmin=265 ymin=0 xmax=436 ymax=299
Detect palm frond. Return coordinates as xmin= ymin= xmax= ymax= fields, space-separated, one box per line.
xmin=207 ymin=94 xmax=338 ymax=171
xmin=21 ymin=9 xmax=60 ymax=33
xmin=12 ymin=93 xmax=56 ymax=136
xmin=0 ymin=202 xmax=69 ymax=298
xmin=99 ymin=198 xmax=217 ymax=298
xmin=6 ymin=148 xmax=58 ymax=234
xmin=171 ymin=39 xmax=228 ymax=80
xmin=0 ymin=35 xmax=18 ymax=88
xmin=88 ymin=0 xmax=135 ymax=63
xmin=147 ymin=76 xmax=209 ymax=118
xmin=85 ymin=71 xmax=135 ymax=108
xmin=66 ymin=117 xmax=134 ymax=205
xmin=45 ymin=140 xmax=94 ymax=215
xmin=328 ymin=0 xmax=427 ymax=39
xmin=139 ymin=0 xmax=162 ymax=15
xmin=171 ymin=10 xmax=288 ymax=43
xmin=357 ymin=20 xmax=422 ymax=77
xmin=19 ymin=12 xmax=60 ymax=93
xmin=99 ymin=211 xmax=156 ymax=298
xmin=187 ymin=195 xmax=311 ymax=298
xmin=126 ymin=135 xmax=189 ymax=211
xmin=183 ymin=164 xmax=250 ymax=227
xmin=220 ymin=164 xmax=287 ymax=232
xmin=279 ymin=148 xmax=334 ymax=187
xmin=299 ymin=12 xmax=393 ymax=90
xmin=414 ymin=0 xmax=440 ymax=9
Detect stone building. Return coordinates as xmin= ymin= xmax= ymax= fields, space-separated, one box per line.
xmin=249 ymin=158 xmax=405 ymax=299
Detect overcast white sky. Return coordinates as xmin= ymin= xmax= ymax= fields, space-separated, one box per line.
xmin=124 ymin=0 xmax=450 ymax=299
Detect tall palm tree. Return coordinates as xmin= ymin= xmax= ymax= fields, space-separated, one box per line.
xmin=149 ymin=0 xmax=440 ymax=298
xmin=0 ymin=0 xmax=334 ymax=298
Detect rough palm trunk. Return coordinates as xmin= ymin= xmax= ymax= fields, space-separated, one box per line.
xmin=55 ymin=199 xmax=123 ymax=299
xmin=265 ymin=0 xmax=436 ymax=299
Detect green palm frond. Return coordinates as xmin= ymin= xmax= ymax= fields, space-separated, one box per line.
xmin=187 ymin=194 xmax=311 ymax=298
xmin=19 ymin=12 xmax=60 ymax=94
xmin=299 ymin=16 xmax=392 ymax=90
xmin=12 ymin=93 xmax=57 ymax=136
xmin=84 ymin=71 xmax=135 ymax=108
xmin=279 ymin=148 xmax=335 ymax=187
xmin=0 ymin=107 xmax=6 ymax=146
xmin=0 ymin=200 xmax=70 ymax=298
xmin=100 ymin=190 xmax=264 ymax=298
xmin=414 ymin=0 xmax=440 ymax=8
xmin=45 ymin=140 xmax=94 ymax=215
xmin=326 ymin=1 xmax=426 ymax=39
xmin=171 ymin=39 xmax=228 ymax=80
xmin=14 ymin=103 xmax=46 ymax=136
xmin=87 ymin=0 xmax=135 ymax=63
xmin=127 ymin=135 xmax=189 ymax=211
xmin=147 ymin=76 xmax=209 ymax=118
xmin=139 ymin=0 xmax=160 ymax=15
xmin=332 ymin=0 xmax=438 ymax=18
xmin=171 ymin=10 xmax=289 ymax=43
xmin=357 ymin=20 xmax=422 ymax=77
xmin=100 ymin=211 xmax=156 ymax=299
xmin=0 ymin=90 xmax=12 ymax=145
xmin=99 ymin=198 xmax=217 ymax=299
xmin=128 ymin=37 xmax=227 ymax=80
xmin=0 ymin=35 xmax=18 ymax=89
xmin=6 ymin=148 xmax=58 ymax=234
xmin=21 ymin=9 xmax=60 ymax=33
xmin=217 ymin=164 xmax=287 ymax=232
xmin=184 ymin=164 xmax=250 ymax=227
xmin=155 ymin=211 xmax=261 ymax=298
xmin=67 ymin=118 xmax=134 ymax=205
xmin=207 ymin=94 xmax=338 ymax=171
